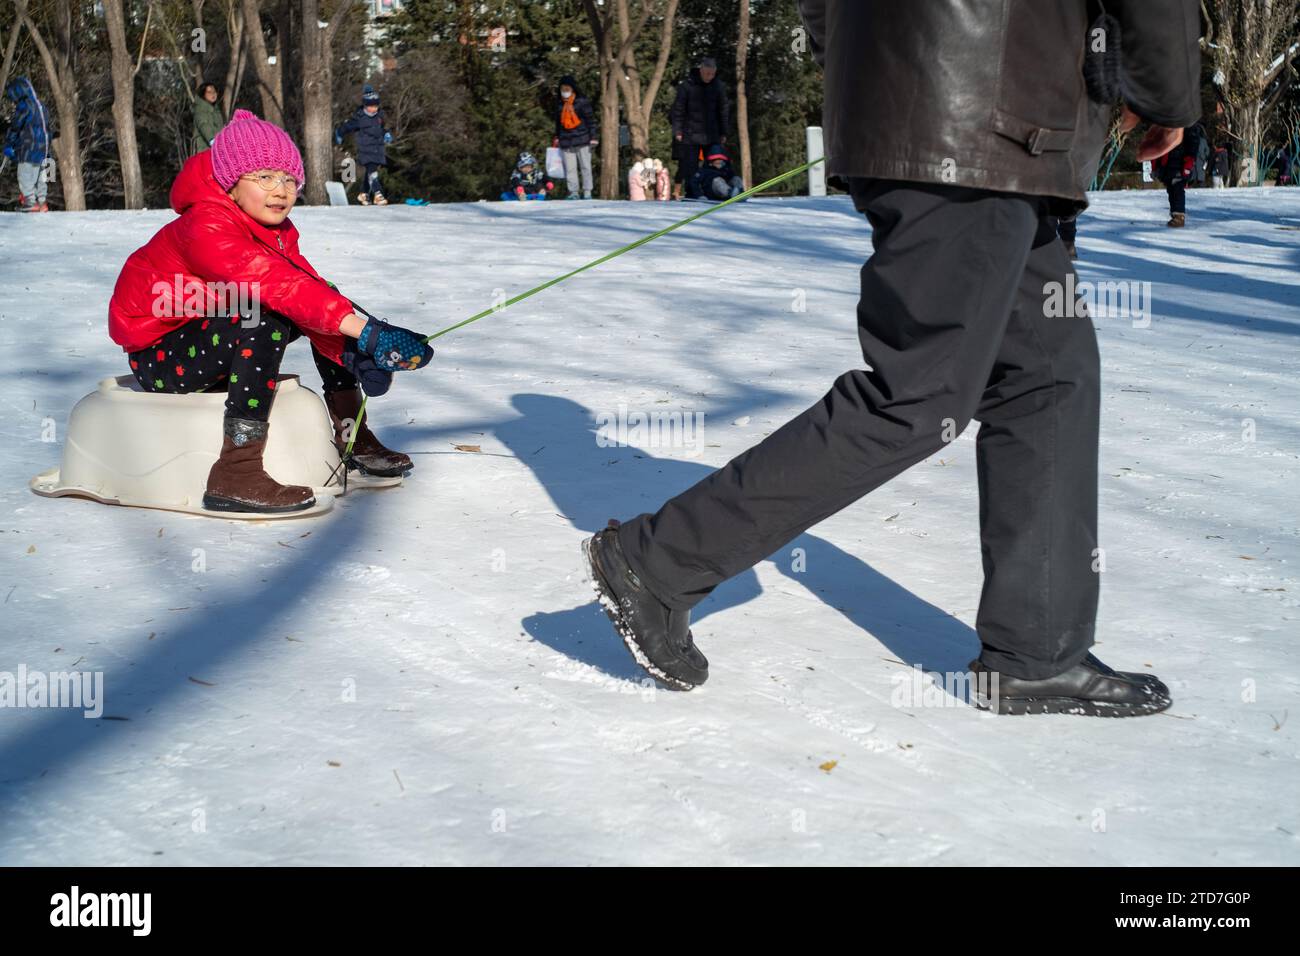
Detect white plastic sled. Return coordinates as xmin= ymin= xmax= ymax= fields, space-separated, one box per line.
xmin=30 ymin=375 xmax=402 ymax=520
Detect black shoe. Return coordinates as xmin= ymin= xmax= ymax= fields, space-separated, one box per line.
xmin=582 ymin=525 xmax=708 ymax=690
xmin=970 ymin=653 xmax=1171 ymax=717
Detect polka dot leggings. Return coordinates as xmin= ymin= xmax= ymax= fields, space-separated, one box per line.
xmin=128 ymin=311 xmax=357 ymax=422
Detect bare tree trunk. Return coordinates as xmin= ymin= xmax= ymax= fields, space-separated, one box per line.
xmin=735 ymin=0 xmax=752 ymax=187
xmin=0 ymin=17 xmax=22 ymax=94
xmin=611 ymin=0 xmax=678 ymax=159
xmin=1236 ymin=109 xmax=1264 ymax=184
xmin=276 ymin=1 xmax=297 ymax=135
xmin=19 ymin=0 xmax=87 ymax=210
xmin=102 ymin=0 xmax=145 ymax=208
xmin=1202 ymin=0 xmax=1300 ymax=185
xmin=301 ymin=0 xmax=347 ymax=204
xmin=584 ymin=0 xmax=623 ymax=198
xmin=221 ymin=0 xmax=246 ymax=118
xmin=241 ymin=0 xmax=284 ymax=125
xmin=190 ymin=0 xmax=207 ymax=94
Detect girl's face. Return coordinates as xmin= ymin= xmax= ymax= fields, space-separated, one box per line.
xmin=560 ymin=85 xmax=574 ymax=99
xmin=203 ymin=86 xmax=218 ymax=104
xmin=227 ymin=169 xmax=298 ymax=227
xmin=364 ymin=104 xmax=379 ymax=115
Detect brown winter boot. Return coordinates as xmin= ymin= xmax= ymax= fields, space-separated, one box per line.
xmin=203 ymin=418 xmax=316 ymax=514
xmin=324 ymin=388 xmax=413 ymax=477
xmin=1167 ymin=212 xmax=1186 ymax=227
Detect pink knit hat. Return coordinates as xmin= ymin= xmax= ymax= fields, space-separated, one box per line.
xmin=210 ymin=109 xmax=305 ymax=191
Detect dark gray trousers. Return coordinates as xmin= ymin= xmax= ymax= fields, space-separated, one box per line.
xmin=618 ymin=179 xmax=1100 ymax=680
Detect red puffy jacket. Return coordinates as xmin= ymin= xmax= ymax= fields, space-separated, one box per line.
xmin=108 ymin=150 xmax=353 ymax=364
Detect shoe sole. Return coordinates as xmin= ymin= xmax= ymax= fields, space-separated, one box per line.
xmin=345 ymin=457 xmax=411 ymax=479
xmin=202 ymin=494 xmax=317 ymax=515
xmin=975 ymin=694 xmax=1172 ymax=717
xmin=581 ymin=535 xmax=698 ymax=692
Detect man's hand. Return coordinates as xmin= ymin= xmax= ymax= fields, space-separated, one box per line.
xmin=1121 ymin=105 xmax=1184 ymax=161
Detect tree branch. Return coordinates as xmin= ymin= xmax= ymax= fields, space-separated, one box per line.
xmin=134 ymin=0 xmax=155 ymax=77
xmin=643 ymin=0 xmax=679 ymax=120
xmin=18 ymin=10 xmax=65 ymax=105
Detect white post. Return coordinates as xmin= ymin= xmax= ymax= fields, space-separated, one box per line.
xmin=806 ymin=126 xmax=826 ymax=197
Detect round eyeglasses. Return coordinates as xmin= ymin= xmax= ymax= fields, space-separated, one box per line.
xmin=240 ymin=172 xmax=301 ymax=193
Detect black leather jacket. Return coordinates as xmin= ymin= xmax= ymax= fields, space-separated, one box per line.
xmin=670 ymin=71 xmax=732 ymax=146
xmin=797 ymin=0 xmax=1201 ymax=212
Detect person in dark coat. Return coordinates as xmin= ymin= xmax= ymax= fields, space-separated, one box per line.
xmin=688 ymin=143 xmax=744 ymax=200
xmin=669 ymin=57 xmax=730 ymax=198
xmin=1152 ymin=121 xmax=1204 ymax=226
xmin=584 ymin=0 xmax=1200 ymax=718
xmin=551 ymin=75 xmax=598 ymax=200
xmin=3 ymin=76 xmax=52 ymax=212
xmin=335 ymin=85 xmax=393 ymax=205
xmin=191 ymin=82 xmax=224 ymax=155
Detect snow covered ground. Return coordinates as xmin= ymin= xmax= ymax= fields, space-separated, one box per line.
xmin=0 ymin=187 xmax=1297 ymax=866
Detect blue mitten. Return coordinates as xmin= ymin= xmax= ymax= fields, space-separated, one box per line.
xmin=340 ymin=339 xmax=394 ymax=396
xmin=355 ymin=318 xmax=434 ymax=372
xmin=384 ymin=131 xmax=393 ymax=145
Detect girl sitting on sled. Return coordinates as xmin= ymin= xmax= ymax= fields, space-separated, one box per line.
xmin=108 ymin=110 xmax=434 ymax=514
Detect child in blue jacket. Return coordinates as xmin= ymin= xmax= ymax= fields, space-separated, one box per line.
xmin=334 ymin=85 xmax=392 ymax=205
xmin=3 ymin=77 xmax=52 ymax=212
xmin=501 ymin=152 xmax=554 ymax=201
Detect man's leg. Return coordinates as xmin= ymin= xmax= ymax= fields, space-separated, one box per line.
xmin=677 ymin=146 xmax=700 ymax=192
xmin=973 ymin=217 xmax=1100 ymax=680
xmin=618 ymin=179 xmax=1041 ymax=609
xmin=579 ymin=146 xmax=594 ymax=195
xmin=563 ymin=149 xmax=579 ymax=196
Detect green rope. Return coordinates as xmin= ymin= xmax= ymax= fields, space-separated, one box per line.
xmin=341 ymin=157 xmax=825 ymax=463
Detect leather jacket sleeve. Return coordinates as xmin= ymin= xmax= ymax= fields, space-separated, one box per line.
xmin=1114 ymin=0 xmax=1202 ymax=128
